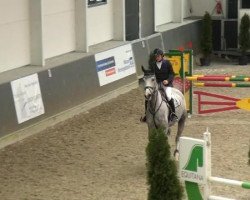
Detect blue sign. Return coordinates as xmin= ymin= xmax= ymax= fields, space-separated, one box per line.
xmin=96 ymin=56 xmax=116 ymax=72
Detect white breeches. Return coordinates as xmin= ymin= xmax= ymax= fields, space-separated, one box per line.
xmin=164 ymin=86 xmax=173 ymax=101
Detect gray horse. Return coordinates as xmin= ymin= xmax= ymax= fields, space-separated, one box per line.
xmin=142 ymin=71 xmax=187 ymax=159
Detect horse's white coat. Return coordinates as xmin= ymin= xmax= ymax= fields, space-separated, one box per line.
xmin=143 ymin=74 xmax=187 ymax=158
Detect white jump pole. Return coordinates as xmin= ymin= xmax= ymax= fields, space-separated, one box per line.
xmin=209 ymin=176 xmax=250 ymax=188
xmin=208 ymin=195 xmax=236 ymax=200
xmin=204 ymin=129 xmax=211 ymax=200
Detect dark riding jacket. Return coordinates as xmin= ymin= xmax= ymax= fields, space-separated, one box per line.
xmin=150 ymin=59 xmax=175 ymax=87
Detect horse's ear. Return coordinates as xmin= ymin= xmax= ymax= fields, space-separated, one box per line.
xmin=141 ymin=65 xmax=151 ymax=75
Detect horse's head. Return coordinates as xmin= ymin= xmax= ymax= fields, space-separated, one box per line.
xmin=141 ymin=65 xmax=157 ymax=100
xmin=143 ymin=74 xmax=157 ymax=100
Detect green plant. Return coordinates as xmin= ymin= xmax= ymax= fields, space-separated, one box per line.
xmin=146 ymin=128 xmax=183 ymax=200
xmin=239 ymin=14 xmax=250 ymax=54
xmin=200 ymin=12 xmax=212 ymax=57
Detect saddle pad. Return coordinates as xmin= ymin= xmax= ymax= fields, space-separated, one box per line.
xmin=172 ymin=93 xmax=181 ymax=108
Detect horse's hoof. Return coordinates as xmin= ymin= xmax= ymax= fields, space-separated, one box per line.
xmin=140 ymin=116 xmax=147 ymax=123
xmin=174 ymin=149 xmax=179 ymax=161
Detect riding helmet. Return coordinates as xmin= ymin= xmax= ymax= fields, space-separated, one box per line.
xmin=153 ymin=48 xmax=163 ymax=56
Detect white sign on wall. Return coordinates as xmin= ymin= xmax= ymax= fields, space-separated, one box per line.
xmin=95 ymin=44 xmax=136 ymax=86
xmin=11 ymin=73 xmax=45 ymax=124
xmin=179 ymin=136 xmax=207 ymax=184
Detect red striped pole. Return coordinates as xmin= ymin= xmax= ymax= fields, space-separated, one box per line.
xmin=187 ymin=76 xmax=250 ymax=82
xmin=193 ymin=82 xmax=250 ymax=87
xmin=193 ymin=74 xmax=249 ymax=78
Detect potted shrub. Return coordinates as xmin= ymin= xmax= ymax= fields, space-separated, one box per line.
xmin=239 ymin=13 xmax=250 ymax=65
xmin=200 ymin=12 xmax=212 ymax=66
xmin=146 ymin=128 xmax=183 ymax=200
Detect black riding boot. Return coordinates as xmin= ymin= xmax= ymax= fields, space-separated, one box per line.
xmin=168 ymin=98 xmax=178 ymax=122
xmin=140 ymin=100 xmax=148 ymax=122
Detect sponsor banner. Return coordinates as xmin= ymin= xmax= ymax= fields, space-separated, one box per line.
xmin=95 ymin=44 xmax=136 ymax=86
xmin=11 ymin=73 xmax=45 ymax=124
xmin=179 ymin=137 xmax=207 ymax=184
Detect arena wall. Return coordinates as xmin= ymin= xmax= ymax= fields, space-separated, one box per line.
xmin=0 ymin=20 xmax=201 ymax=148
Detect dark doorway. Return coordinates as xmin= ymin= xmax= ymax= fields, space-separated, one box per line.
xmin=242 ymin=0 xmax=250 ymax=8
xmin=228 ymin=0 xmax=238 ymax=19
xmin=224 ymin=20 xmax=238 ymax=49
xmin=125 ymin=0 xmax=139 ymax=41
xmin=212 ymin=20 xmax=221 ymax=51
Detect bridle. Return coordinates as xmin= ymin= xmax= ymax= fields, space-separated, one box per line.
xmin=144 ymin=78 xmax=165 ymax=129
xmin=144 ymin=86 xmax=154 ymax=100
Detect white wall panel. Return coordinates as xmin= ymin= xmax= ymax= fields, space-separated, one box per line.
xmin=155 ymin=0 xmax=173 ymax=27
xmin=43 ymin=0 xmax=75 ymax=59
xmin=43 ymin=0 xmax=75 ymax=15
xmin=0 ymin=0 xmax=29 ymax=25
xmin=0 ymin=0 xmax=30 ymax=72
xmin=87 ymin=1 xmax=113 ymax=46
xmin=191 ymin=0 xmax=227 ymax=17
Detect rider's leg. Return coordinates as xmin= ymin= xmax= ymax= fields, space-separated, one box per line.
xmin=140 ymin=100 xmax=148 ymax=122
xmin=166 ymin=87 xmax=178 ymax=121
xmin=168 ymin=98 xmax=178 ymax=121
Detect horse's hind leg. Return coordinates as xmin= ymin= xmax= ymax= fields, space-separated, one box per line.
xmin=174 ymin=111 xmax=187 ymax=160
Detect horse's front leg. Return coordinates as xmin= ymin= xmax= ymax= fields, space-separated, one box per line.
xmin=160 ymin=124 xmax=168 ymax=136
xmin=174 ymin=111 xmax=187 ymax=161
xmin=174 ymin=138 xmax=180 ymax=161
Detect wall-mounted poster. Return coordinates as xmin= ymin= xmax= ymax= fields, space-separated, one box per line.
xmin=95 ymin=44 xmax=136 ymax=86
xmin=11 ymin=73 xmax=45 ymax=124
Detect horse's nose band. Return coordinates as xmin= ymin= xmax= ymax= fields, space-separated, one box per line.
xmin=144 ymin=86 xmax=154 ymax=91
xmin=144 ymin=86 xmax=155 ymax=100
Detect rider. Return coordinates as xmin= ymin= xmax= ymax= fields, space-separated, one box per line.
xmin=141 ymin=48 xmax=178 ymax=123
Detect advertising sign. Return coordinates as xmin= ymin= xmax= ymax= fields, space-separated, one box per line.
xmin=95 ymin=44 xmax=136 ymax=86
xmin=179 ymin=136 xmax=207 ymax=184
xmin=11 ymin=73 xmax=45 ymax=124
